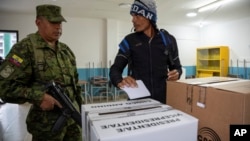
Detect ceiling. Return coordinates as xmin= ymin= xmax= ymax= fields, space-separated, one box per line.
xmin=0 ymin=0 xmax=250 ymax=27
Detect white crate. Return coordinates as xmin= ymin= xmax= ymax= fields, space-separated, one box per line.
xmin=81 ymin=98 xmax=161 ymax=141
xmin=90 ymin=109 xmax=198 ymax=141
xmin=87 ymin=104 xmax=172 ymax=141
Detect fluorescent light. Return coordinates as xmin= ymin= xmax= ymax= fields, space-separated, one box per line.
xmin=198 ymin=0 xmax=233 ymax=12
xmin=119 ymin=3 xmax=131 ymax=8
xmin=186 ymin=12 xmax=197 ymax=17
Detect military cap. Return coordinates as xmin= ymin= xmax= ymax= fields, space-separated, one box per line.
xmin=36 ymin=4 xmax=66 ymax=22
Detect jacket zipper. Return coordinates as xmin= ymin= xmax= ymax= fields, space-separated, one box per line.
xmin=148 ymin=37 xmax=154 ymax=97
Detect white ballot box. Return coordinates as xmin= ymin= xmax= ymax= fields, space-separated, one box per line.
xmin=87 ymin=104 xmax=172 ymax=141
xmin=89 ymin=109 xmax=198 ymax=141
xmin=81 ymin=98 xmax=162 ymax=141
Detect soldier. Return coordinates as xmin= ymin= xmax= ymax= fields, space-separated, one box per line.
xmin=0 ymin=4 xmax=82 ymax=141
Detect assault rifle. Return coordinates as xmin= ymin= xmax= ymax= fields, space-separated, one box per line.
xmin=46 ymin=81 xmax=82 ymax=132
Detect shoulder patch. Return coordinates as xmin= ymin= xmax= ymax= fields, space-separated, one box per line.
xmin=9 ymin=54 xmax=23 ymax=67
xmin=0 ymin=65 xmax=14 ymax=78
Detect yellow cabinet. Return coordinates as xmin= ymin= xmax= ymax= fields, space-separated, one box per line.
xmin=196 ymin=46 xmax=229 ymax=78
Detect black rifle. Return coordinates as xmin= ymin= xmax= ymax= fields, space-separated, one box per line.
xmin=46 ymin=81 xmax=82 ymax=132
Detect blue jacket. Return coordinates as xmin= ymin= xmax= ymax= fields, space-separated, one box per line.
xmin=109 ymin=29 xmax=182 ymax=104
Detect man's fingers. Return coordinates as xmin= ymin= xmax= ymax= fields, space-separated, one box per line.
xmin=124 ymin=77 xmax=137 ymax=87
xmin=54 ymin=100 xmax=62 ymax=108
xmin=118 ymin=76 xmax=138 ymax=88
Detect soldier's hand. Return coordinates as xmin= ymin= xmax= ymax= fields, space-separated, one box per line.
xmin=40 ymin=93 xmax=62 ymax=111
xmin=118 ymin=76 xmax=137 ymax=88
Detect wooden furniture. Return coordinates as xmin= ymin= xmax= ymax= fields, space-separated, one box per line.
xmin=196 ymin=46 xmax=229 ymax=78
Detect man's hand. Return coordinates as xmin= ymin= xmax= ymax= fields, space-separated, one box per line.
xmin=117 ymin=76 xmax=138 ymax=88
xmin=40 ymin=93 xmax=62 ymax=111
xmin=167 ymin=69 xmax=179 ymax=81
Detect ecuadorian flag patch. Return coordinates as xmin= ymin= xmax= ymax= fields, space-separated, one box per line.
xmin=9 ymin=54 xmax=23 ymax=67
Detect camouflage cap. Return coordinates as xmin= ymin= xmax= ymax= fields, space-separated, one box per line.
xmin=36 ymin=4 xmax=66 ymax=22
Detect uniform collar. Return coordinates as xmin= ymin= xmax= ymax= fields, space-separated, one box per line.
xmin=33 ymin=32 xmax=61 ymax=50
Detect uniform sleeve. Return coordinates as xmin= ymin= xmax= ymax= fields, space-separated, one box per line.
xmin=0 ymin=41 xmax=44 ymax=104
xmin=168 ymin=34 xmax=183 ymax=79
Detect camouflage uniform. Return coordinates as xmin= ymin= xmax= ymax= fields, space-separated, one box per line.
xmin=0 ymin=5 xmax=82 ymax=141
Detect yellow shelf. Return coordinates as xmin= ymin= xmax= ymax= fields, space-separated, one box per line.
xmin=197 ymin=69 xmax=221 ymax=72
xmin=196 ymin=46 xmax=229 ymax=78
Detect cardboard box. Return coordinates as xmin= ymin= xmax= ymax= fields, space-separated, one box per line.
xmin=192 ymin=80 xmax=250 ymax=141
xmin=166 ymin=77 xmax=239 ymax=114
xmin=167 ymin=77 xmax=250 ymax=141
xmin=89 ymin=109 xmax=198 ymax=141
xmin=81 ymin=98 xmax=161 ymax=141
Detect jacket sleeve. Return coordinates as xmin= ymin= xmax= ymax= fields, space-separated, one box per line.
xmin=109 ymin=38 xmax=130 ymax=87
xmin=0 ymin=41 xmax=44 ymax=104
xmin=168 ymin=34 xmax=183 ymax=79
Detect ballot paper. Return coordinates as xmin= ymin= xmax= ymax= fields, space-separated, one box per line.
xmin=121 ymin=80 xmax=150 ymax=99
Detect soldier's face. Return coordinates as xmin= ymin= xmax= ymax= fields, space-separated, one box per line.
xmin=36 ymin=17 xmax=62 ymax=42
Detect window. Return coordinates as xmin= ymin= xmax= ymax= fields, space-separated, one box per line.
xmin=0 ymin=30 xmax=18 ymax=59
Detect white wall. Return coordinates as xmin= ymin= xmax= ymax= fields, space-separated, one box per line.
xmin=0 ymin=13 xmax=36 ymax=40
xmin=200 ymin=17 xmax=250 ymax=66
xmin=62 ymin=17 xmax=106 ymax=68
xmin=0 ymin=13 xmax=107 ymax=68
xmin=1 ymin=12 xmax=249 ymax=68
xmin=159 ymin=25 xmax=200 ymax=66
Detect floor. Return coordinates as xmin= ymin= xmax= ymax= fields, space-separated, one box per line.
xmin=0 ymin=93 xmax=127 ymax=141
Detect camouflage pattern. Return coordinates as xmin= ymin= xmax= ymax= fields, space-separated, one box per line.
xmin=36 ymin=4 xmax=66 ymax=22
xmin=0 ymin=32 xmax=82 ymax=140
